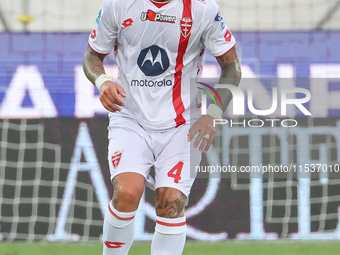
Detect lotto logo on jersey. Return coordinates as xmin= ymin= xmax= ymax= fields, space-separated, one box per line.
xmin=224 ymin=29 xmax=232 ymax=42
xmin=122 ymin=18 xmax=134 ymax=28
xmin=104 ymin=241 xmax=125 ymax=249
xmin=141 ymin=9 xmax=176 ymax=23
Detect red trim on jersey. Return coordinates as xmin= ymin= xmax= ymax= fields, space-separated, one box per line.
xmin=88 ymin=43 xmax=110 ymax=56
xmin=150 ymin=0 xmax=172 ymax=8
xmin=173 ymin=0 xmax=192 ymax=127
xmin=156 ymin=220 xmax=186 ymax=227
xmin=215 ymin=44 xmax=236 ymax=58
xmin=108 ymin=205 xmax=135 ymax=221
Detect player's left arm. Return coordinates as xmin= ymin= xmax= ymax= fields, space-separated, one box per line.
xmin=215 ymin=46 xmax=242 ymax=111
xmin=188 ymin=46 xmax=241 ymax=152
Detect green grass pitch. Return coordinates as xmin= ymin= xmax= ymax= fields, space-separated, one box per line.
xmin=1 ymin=241 xmax=340 ymax=255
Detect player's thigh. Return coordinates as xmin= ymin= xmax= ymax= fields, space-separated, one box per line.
xmin=108 ymin=125 xmax=153 ymax=183
xmin=108 ymin=124 xmax=153 ymax=211
xmin=154 ymin=124 xmax=201 ymax=198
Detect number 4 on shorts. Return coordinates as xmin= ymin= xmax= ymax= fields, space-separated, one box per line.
xmin=167 ymin=161 xmax=184 ymax=183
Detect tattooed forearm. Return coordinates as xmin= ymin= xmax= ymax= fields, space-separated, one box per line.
xmin=83 ymin=45 xmax=106 ymax=84
xmin=217 ymin=52 xmax=231 ymax=64
xmin=220 ymin=61 xmax=242 ymax=85
xmin=217 ymin=47 xmax=241 ymax=86
xmin=215 ymin=46 xmax=242 ymax=112
xmin=155 ymin=188 xmax=186 ymax=218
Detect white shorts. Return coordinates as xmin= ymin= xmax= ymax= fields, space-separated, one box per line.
xmin=107 ymin=115 xmax=201 ymax=197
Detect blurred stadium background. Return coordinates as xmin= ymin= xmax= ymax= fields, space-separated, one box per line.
xmin=1 ymin=0 xmax=340 ymax=253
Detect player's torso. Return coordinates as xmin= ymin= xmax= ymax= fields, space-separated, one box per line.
xmin=112 ymin=0 xmax=208 ymax=130
xmin=114 ymin=0 xmax=206 ymax=79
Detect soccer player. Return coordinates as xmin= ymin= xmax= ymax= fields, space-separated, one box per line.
xmin=83 ymin=0 xmax=241 ymax=254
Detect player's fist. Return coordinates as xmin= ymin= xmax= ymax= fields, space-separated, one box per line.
xmin=99 ymin=81 xmax=126 ymax=112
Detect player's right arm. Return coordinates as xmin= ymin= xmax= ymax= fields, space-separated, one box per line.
xmin=83 ymin=0 xmax=125 ymax=112
xmin=83 ymin=46 xmax=126 ymax=112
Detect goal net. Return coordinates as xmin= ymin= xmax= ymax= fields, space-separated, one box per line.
xmin=1 ymin=117 xmax=340 ymax=241
xmin=0 ymin=119 xmax=107 ymax=241
xmin=216 ymin=120 xmax=340 ymax=239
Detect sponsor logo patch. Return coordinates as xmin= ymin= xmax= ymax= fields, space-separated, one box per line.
xmin=137 ymin=45 xmax=170 ymax=76
xmin=141 ymin=9 xmax=176 ymax=23
xmin=131 ymin=79 xmax=173 ymax=87
xmin=215 ymin=11 xmax=226 ymax=29
xmin=215 ymin=12 xmax=223 ymax=22
xmin=91 ymin=8 xmax=104 ymax=39
xmin=96 ymin=9 xmax=104 ymax=26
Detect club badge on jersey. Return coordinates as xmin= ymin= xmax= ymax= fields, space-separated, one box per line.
xmin=180 ymin=17 xmax=193 ymax=37
xmin=112 ymin=151 xmax=123 ymax=169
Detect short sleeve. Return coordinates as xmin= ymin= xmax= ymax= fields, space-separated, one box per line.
xmin=201 ymin=0 xmax=236 ymax=57
xmin=88 ymin=0 xmax=118 ymax=55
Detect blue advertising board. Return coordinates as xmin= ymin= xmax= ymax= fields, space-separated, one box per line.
xmin=0 ymin=31 xmax=340 ymax=118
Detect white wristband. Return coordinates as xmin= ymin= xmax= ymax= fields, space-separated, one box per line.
xmin=95 ymin=74 xmax=112 ymax=90
xmin=207 ymin=104 xmax=223 ymax=119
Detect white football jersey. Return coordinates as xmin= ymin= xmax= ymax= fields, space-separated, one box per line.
xmin=89 ymin=0 xmax=236 ymax=131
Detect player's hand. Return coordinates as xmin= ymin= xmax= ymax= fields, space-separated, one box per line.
xmin=99 ymin=81 xmax=126 ymax=112
xmin=188 ymin=115 xmax=217 ymax=152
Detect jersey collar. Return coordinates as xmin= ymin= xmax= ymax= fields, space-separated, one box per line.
xmin=150 ymin=0 xmax=173 ymax=8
